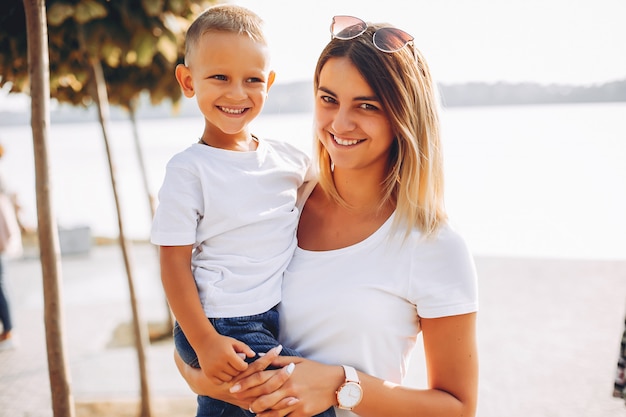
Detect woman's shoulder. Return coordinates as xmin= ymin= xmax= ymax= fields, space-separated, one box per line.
xmin=408 ymin=222 xmax=478 ymax=317
xmin=427 ymin=222 xmax=471 ymax=253
xmin=407 ymin=221 xmax=475 ymax=274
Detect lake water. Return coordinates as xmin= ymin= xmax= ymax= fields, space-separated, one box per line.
xmin=0 ymin=102 xmax=624 ymax=260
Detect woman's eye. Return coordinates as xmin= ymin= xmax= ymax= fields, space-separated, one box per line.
xmin=360 ymin=103 xmax=379 ymax=111
xmin=320 ymin=95 xmax=337 ymax=104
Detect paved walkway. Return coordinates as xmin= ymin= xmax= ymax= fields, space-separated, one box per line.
xmin=0 ymin=243 xmax=193 ymax=417
xmin=1 ymin=242 xmax=625 ymax=416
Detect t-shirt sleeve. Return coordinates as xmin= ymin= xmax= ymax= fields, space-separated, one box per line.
xmin=409 ymin=224 xmax=479 ymax=318
xmin=150 ymin=160 xmax=203 ymax=246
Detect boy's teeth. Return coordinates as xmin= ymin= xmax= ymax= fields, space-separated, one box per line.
xmin=220 ymin=107 xmax=245 ymax=114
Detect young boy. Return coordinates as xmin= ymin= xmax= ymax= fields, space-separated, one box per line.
xmin=150 ymin=5 xmax=334 ymax=417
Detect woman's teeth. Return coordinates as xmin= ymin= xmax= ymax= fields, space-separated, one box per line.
xmin=334 ymin=136 xmax=360 ymax=146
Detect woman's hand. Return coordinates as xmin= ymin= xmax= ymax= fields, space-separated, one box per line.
xmin=249 ymin=356 xmax=342 ymax=417
xmin=174 ymin=345 xmax=299 ymax=412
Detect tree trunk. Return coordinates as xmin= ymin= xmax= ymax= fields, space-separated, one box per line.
xmin=128 ymin=104 xmax=157 ymax=219
xmin=22 ymin=0 xmax=75 ymax=416
xmin=79 ymin=30 xmax=153 ymax=417
xmin=128 ymin=105 xmax=174 ymax=334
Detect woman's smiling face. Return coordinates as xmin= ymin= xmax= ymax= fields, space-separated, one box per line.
xmin=314 ymin=57 xmax=395 ymax=173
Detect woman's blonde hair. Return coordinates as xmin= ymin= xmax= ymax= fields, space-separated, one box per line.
xmin=313 ymin=23 xmax=447 ymax=236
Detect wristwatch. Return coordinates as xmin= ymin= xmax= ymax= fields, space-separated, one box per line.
xmin=336 ymin=365 xmax=363 ymax=410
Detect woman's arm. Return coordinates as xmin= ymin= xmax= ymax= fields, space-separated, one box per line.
xmin=250 ymin=312 xmax=478 ymax=417
xmin=355 ymin=312 xmax=478 ymax=417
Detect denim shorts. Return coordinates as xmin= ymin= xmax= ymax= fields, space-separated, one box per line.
xmin=174 ymin=305 xmax=302 ymax=367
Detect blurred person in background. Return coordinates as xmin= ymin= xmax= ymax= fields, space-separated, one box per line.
xmin=614 ymin=315 xmax=626 ymax=405
xmin=0 ymin=142 xmax=23 ymax=350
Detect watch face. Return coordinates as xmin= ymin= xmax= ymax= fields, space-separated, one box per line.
xmin=338 ymin=381 xmax=363 ymax=408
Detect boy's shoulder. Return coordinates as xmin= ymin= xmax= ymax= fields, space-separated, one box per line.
xmin=259 ymin=139 xmax=311 ymax=170
xmin=167 ymin=143 xmax=201 ymax=163
xmin=262 ymin=138 xmax=308 ymax=158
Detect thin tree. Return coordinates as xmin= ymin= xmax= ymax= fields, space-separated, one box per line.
xmin=79 ymin=25 xmax=154 ymax=415
xmin=22 ymin=0 xmax=75 ymax=415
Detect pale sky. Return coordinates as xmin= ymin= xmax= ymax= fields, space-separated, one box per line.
xmin=232 ymin=0 xmax=626 ymax=86
xmin=1 ymin=0 xmax=624 ymax=110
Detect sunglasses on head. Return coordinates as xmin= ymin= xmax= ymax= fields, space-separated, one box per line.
xmin=330 ymin=15 xmax=414 ymax=53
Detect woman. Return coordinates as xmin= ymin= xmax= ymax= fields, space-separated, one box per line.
xmin=176 ymin=16 xmax=479 ymax=417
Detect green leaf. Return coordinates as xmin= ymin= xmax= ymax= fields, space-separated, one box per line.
xmin=47 ymin=3 xmax=75 ymax=27
xmin=167 ymin=0 xmax=186 ymax=14
xmin=156 ymin=34 xmax=178 ymax=63
xmin=142 ymin=0 xmax=165 ymax=17
xmin=102 ymin=41 xmax=123 ymax=67
xmin=74 ymin=0 xmax=108 ymax=24
xmin=132 ymin=30 xmax=157 ymax=67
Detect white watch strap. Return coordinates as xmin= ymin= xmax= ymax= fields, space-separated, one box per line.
xmin=342 ymin=365 xmax=360 ymax=383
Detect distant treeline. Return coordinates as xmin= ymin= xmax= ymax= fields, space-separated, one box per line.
xmin=263 ymin=79 xmax=626 ymax=113
xmin=439 ymin=79 xmax=626 ymax=107
xmin=0 ymin=79 xmax=624 ymax=126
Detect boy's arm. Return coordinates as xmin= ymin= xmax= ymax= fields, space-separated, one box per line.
xmin=159 ymin=245 xmax=255 ymax=383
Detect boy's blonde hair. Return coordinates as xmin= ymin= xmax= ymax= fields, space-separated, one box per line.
xmin=314 ymin=23 xmax=447 ymax=237
xmin=184 ymin=4 xmax=267 ymax=65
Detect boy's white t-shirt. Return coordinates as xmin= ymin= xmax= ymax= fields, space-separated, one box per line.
xmin=151 ymin=138 xmax=311 ymax=318
xmin=279 ymin=212 xmax=478 ymax=416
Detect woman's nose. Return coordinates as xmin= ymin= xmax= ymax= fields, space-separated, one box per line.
xmin=331 ymin=106 xmax=356 ymax=133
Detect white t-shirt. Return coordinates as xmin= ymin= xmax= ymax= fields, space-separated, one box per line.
xmin=279 ymin=212 xmax=478 ymax=416
xmin=151 ymin=139 xmax=311 ymax=318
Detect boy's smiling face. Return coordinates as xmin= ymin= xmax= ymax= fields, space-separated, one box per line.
xmin=176 ymin=31 xmax=275 ymax=147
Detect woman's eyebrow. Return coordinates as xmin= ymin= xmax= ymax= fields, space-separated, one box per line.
xmin=318 ymin=86 xmax=379 ymax=102
xmin=317 ymin=86 xmax=336 ymax=96
xmin=354 ymin=94 xmax=379 ymax=102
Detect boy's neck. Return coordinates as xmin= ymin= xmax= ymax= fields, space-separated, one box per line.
xmin=199 ymin=134 xmax=259 ymax=152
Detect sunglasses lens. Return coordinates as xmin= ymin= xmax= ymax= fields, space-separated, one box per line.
xmin=331 ymin=15 xmax=367 ymax=40
xmin=373 ymin=27 xmax=414 ymax=52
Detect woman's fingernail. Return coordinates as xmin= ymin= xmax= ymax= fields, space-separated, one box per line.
xmin=274 ymin=344 xmax=283 ymax=355
xmin=285 ymin=362 xmax=295 ymax=375
xmin=286 ymin=397 xmax=299 ymax=406
xmin=229 ymin=384 xmax=241 ymax=393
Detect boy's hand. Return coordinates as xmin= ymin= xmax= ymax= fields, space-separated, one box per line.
xmin=197 ymin=334 xmax=255 ymax=384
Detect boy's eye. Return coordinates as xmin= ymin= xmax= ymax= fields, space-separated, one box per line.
xmin=247 ymin=77 xmax=263 ymax=83
xmin=211 ymin=75 xmax=227 ymax=81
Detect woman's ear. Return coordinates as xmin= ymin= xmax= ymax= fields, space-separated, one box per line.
xmin=175 ymin=64 xmax=195 ymax=98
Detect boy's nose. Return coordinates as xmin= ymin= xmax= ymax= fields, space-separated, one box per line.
xmin=225 ymin=82 xmax=247 ymax=100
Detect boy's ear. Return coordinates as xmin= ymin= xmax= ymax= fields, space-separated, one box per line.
xmin=266 ymin=70 xmax=276 ymax=93
xmin=175 ymin=64 xmax=195 ymax=98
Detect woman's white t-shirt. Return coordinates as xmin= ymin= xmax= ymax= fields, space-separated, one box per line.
xmin=151 ymin=139 xmax=311 ymax=318
xmin=279 ymin=212 xmax=478 ymax=416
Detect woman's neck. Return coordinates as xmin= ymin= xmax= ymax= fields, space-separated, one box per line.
xmin=332 ymin=168 xmax=392 ymax=213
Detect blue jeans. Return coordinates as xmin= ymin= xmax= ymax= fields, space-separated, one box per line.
xmin=174 ymin=305 xmax=335 ymax=417
xmin=0 ymin=256 xmax=13 ymax=334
